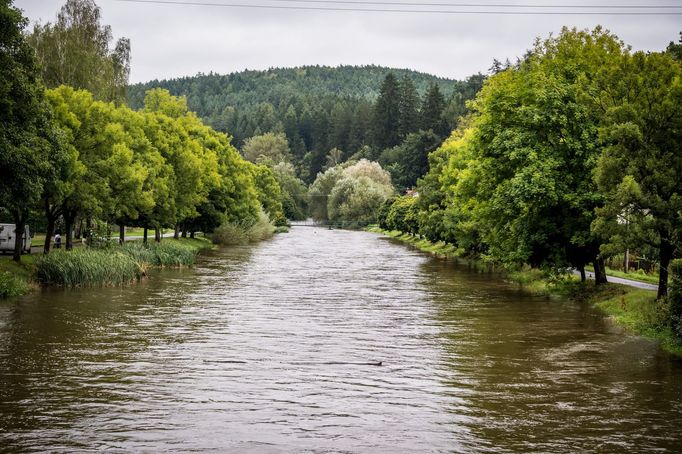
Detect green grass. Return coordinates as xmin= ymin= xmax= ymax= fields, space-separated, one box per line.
xmin=35 ymin=248 xmax=143 ymax=287
xmin=586 ymin=265 xmax=661 ymax=285
xmin=0 ymin=255 xmax=36 ymax=298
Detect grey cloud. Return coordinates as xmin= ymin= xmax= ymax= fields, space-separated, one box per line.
xmin=16 ymin=0 xmax=681 ymax=83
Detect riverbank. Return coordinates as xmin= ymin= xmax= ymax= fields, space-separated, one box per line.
xmin=368 ymin=227 xmax=682 ymax=357
xmin=0 ymin=238 xmax=212 ymax=297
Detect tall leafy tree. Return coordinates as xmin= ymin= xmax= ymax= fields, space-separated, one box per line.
xmin=594 ymin=50 xmax=682 ymax=298
xmin=0 ymin=0 xmax=62 ymax=261
xmin=28 ymin=0 xmax=130 ymax=103
xmin=441 ymin=28 xmax=626 ymax=281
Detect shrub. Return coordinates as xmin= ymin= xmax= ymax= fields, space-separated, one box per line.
xmin=211 ymin=209 xmax=275 ymax=245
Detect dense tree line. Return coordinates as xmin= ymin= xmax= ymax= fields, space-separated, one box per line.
xmin=380 ymin=27 xmax=682 ymax=301
xmin=128 ymin=66 xmax=485 ymax=183
xmin=0 ymin=0 xmax=285 ymax=262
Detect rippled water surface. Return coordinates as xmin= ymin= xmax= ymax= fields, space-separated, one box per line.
xmin=1 ymin=228 xmax=681 ymax=452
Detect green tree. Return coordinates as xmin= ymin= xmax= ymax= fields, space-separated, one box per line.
xmin=242 ymin=132 xmax=292 ymax=165
xmin=420 ymin=83 xmax=447 ymax=137
xmin=594 ymin=50 xmax=682 ymax=298
xmin=272 ymin=162 xmax=309 ymax=221
xmin=398 ymin=76 xmax=419 ymax=139
xmin=372 ymin=73 xmax=401 ymax=149
xmin=250 ymin=163 xmax=285 ymax=224
xmin=440 ymin=28 xmax=627 ymax=281
xmin=28 ymin=0 xmax=130 ymax=103
xmin=0 ymin=0 xmax=62 ymax=261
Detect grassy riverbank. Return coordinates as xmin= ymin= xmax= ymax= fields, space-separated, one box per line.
xmin=0 ymin=238 xmax=212 ymax=295
xmin=368 ymin=227 xmax=682 ymax=357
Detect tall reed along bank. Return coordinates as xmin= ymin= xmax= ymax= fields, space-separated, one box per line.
xmin=24 ymin=239 xmax=212 ymax=289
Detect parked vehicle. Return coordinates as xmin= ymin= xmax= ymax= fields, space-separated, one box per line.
xmin=0 ymin=224 xmax=32 ymax=254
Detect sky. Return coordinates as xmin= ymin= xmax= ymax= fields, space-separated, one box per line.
xmin=15 ymin=0 xmax=682 ymax=83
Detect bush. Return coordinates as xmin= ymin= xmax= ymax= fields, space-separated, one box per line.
xmin=211 ymin=209 xmax=275 ymax=245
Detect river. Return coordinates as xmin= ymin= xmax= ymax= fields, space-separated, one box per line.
xmin=1 ymin=228 xmax=681 ymax=452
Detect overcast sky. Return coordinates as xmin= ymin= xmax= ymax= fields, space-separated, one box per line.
xmin=15 ymin=0 xmax=681 ymax=83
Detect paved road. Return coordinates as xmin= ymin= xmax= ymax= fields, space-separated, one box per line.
xmin=578 ymin=270 xmax=658 ymax=291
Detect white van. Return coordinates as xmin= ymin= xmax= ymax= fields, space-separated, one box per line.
xmin=0 ymin=224 xmax=32 ymax=254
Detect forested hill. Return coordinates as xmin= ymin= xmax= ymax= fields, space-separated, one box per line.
xmin=127 ymin=65 xmax=485 ymax=183
xmin=127 ymin=65 xmax=457 ymax=113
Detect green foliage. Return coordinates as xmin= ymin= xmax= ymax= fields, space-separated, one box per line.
xmin=128 ymin=66 xmax=482 ymax=183
xmin=272 ymin=162 xmax=308 ymax=221
xmin=35 ymin=248 xmax=143 ymax=286
xmin=121 ymin=241 xmax=199 ymax=267
xmin=242 ymin=132 xmax=291 ymax=165
xmin=0 ymin=0 xmax=63 ymax=261
xmin=593 ymin=49 xmax=682 ymax=297
xmin=670 ymin=259 xmax=682 ymax=337
xmin=325 ymin=160 xmax=394 ymax=225
xmin=385 ymin=196 xmax=420 ymax=235
xmin=379 ymin=130 xmax=441 ymax=190
xmin=27 ymin=0 xmax=130 ymax=103
xmin=211 ymin=209 xmax=275 ymax=245
xmin=0 ymin=271 xmax=30 ymax=299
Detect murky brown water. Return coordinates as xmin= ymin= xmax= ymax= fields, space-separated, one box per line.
xmin=1 ymin=228 xmax=681 ymax=452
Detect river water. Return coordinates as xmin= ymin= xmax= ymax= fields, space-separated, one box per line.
xmin=1 ymin=228 xmax=681 ymax=452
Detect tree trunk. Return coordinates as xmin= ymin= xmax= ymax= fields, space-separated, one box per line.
xmin=592 ymin=257 xmax=608 ymax=285
xmin=143 ymin=227 xmax=148 ymax=244
xmin=155 ymin=227 xmax=161 ymax=243
xmin=74 ymin=220 xmax=82 ymax=239
xmin=12 ymin=210 xmax=28 ymax=262
xmin=181 ymin=225 xmax=188 ymax=238
xmin=174 ymin=224 xmax=180 ymax=239
xmin=119 ymin=224 xmax=125 ymax=244
xmin=190 ymin=231 xmax=195 ymax=239
xmin=658 ymin=235 xmax=674 ymax=299
xmin=43 ymin=201 xmax=63 ymax=254
xmin=64 ymin=211 xmax=75 ymax=250
xmin=578 ymin=265 xmax=586 ymax=283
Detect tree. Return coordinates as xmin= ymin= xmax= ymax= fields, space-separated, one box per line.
xmin=250 ymin=163 xmax=285 ymax=224
xmin=397 ymin=76 xmax=419 ymax=139
xmin=380 ymin=130 xmax=441 ymax=190
xmin=594 ymin=50 xmax=682 ymax=298
xmin=241 ymin=132 xmax=291 ymax=165
xmin=0 ymin=0 xmax=62 ymax=261
xmin=420 ymin=83 xmax=447 ymax=137
xmin=272 ymin=162 xmax=308 ymax=221
xmin=27 ymin=0 xmax=130 ymax=103
xmin=372 ymin=73 xmax=401 ymax=149
xmin=438 ymin=28 xmax=627 ymax=281
xmin=325 ymin=159 xmax=394 ymax=225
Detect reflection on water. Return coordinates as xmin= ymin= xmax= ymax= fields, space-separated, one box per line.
xmin=0 ymin=228 xmax=680 ymax=452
